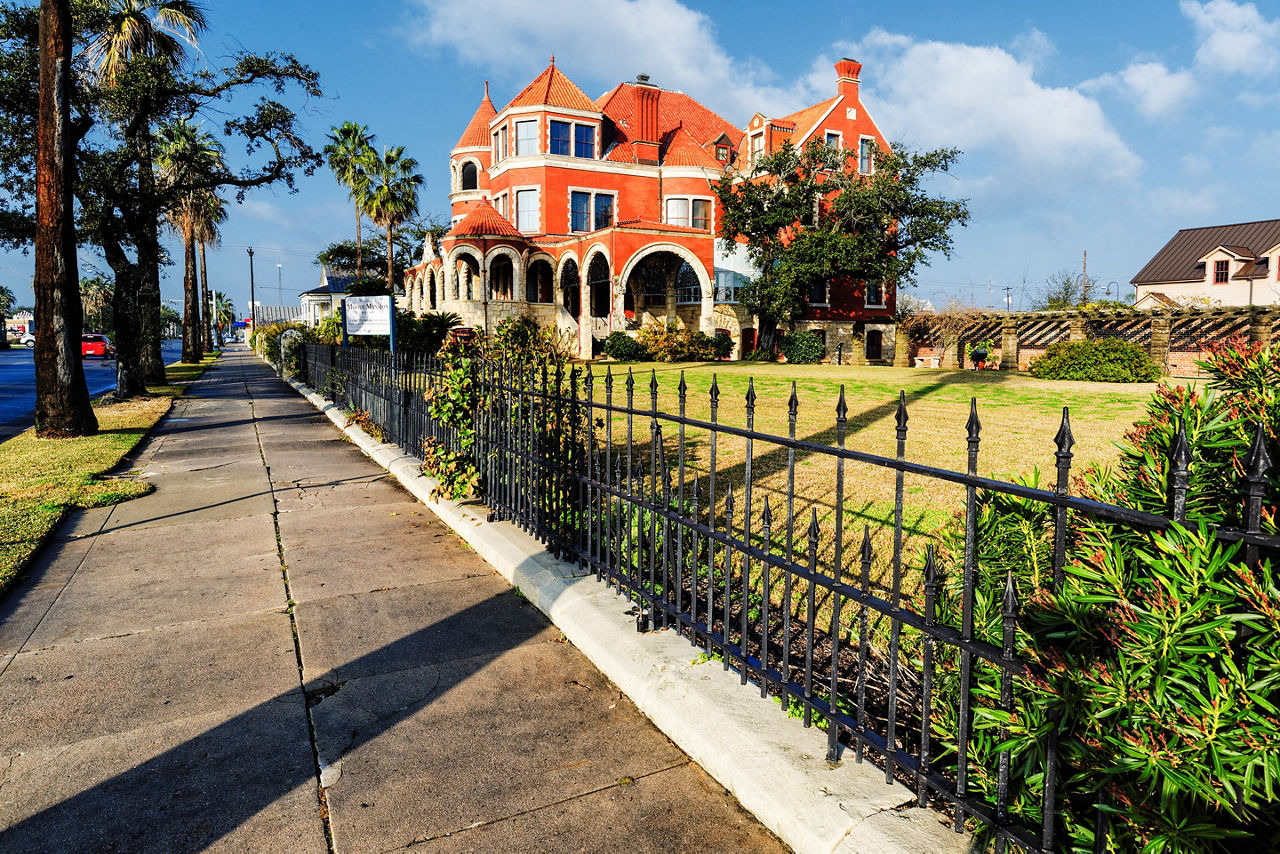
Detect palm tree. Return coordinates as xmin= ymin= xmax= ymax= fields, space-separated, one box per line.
xmin=324 ymin=123 xmax=376 ymax=283
xmin=363 ymin=146 xmax=423 ymax=295
xmin=194 ymin=191 xmax=225 ymax=349
xmin=0 ymin=284 xmax=14 ymax=351
xmin=156 ymin=118 xmax=225 ymax=363
xmin=87 ymin=0 xmax=208 ymax=385
xmin=34 ymin=0 xmax=96 ymax=435
xmin=212 ymin=290 xmax=234 ymax=343
xmin=85 ymin=0 xmax=206 ymax=85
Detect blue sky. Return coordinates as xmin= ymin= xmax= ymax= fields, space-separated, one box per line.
xmin=3 ymin=0 xmax=1278 ymax=318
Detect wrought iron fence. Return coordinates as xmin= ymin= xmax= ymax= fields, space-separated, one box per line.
xmin=296 ymin=343 xmax=1277 ymax=853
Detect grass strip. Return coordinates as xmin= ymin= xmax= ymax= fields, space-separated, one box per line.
xmin=0 ymin=354 xmax=218 ymax=593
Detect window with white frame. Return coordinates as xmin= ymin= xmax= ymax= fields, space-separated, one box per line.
xmin=858 ymin=137 xmax=875 ymax=174
xmin=664 ymin=197 xmax=711 ymax=230
xmin=570 ymin=189 xmax=616 ymax=232
xmin=515 ymin=188 xmax=539 ymax=232
xmin=750 ymin=133 xmax=764 ymax=167
xmin=515 ymin=120 xmax=538 ymax=156
xmin=866 ymin=282 xmax=884 ymax=307
xmin=549 ymin=120 xmax=571 ymax=156
xmin=824 ymin=130 xmax=841 ymax=149
xmin=493 ymin=192 xmax=507 ymax=219
xmin=574 ymin=124 xmax=595 ymax=158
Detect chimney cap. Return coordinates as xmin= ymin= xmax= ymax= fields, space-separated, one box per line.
xmin=636 ymin=73 xmax=653 ymax=86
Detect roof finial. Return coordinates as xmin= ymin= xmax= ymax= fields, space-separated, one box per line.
xmin=483 ymin=80 xmax=489 ymax=99
xmin=550 ymin=53 xmax=555 ymax=66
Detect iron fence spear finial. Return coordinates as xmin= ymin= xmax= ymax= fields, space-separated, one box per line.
xmin=1169 ymin=417 xmax=1191 ymax=522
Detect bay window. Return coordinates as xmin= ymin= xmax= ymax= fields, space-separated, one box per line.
xmin=549 ymin=120 xmax=571 ymax=156
xmin=664 ymin=196 xmax=712 ymax=230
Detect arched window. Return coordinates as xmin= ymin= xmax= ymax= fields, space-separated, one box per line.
xmin=561 ymin=260 xmax=581 ymax=317
xmin=461 ymin=161 xmax=478 ymax=191
xmin=587 ymin=254 xmax=610 ymax=318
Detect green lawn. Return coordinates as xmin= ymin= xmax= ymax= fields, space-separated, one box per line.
xmin=0 ymin=355 xmax=217 ymax=594
xmin=583 ymin=360 xmax=1159 ymax=609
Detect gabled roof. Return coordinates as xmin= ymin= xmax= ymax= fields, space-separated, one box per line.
xmin=504 ymin=58 xmax=598 ymax=113
xmin=446 ymin=199 xmax=523 ymax=239
xmin=596 ymin=81 xmax=743 ymax=163
xmin=780 ymin=95 xmax=841 ymax=144
xmin=660 ymin=126 xmax=722 ymax=169
xmin=1132 ymin=219 xmax=1280 ymax=284
xmin=455 ymin=82 xmax=497 ymax=149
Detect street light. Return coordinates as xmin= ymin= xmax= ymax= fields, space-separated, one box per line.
xmin=277 ymin=263 xmax=283 ymax=304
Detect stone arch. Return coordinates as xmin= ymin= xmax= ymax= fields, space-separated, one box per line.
xmin=618 ymin=242 xmax=711 ymax=299
xmin=526 ymin=252 xmax=555 ymax=303
xmin=484 ymin=245 xmax=523 ymax=301
xmin=560 ymin=257 xmax=581 ymax=318
xmin=445 ymin=246 xmax=482 ymax=301
xmin=586 ymin=253 xmax=611 ymax=318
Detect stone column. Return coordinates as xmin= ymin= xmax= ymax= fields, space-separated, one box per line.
xmin=1068 ymin=315 xmax=1087 ymax=342
xmin=1149 ymin=314 xmax=1171 ymax=375
xmin=1000 ymin=316 xmax=1018 ymax=370
xmin=700 ymin=286 xmax=716 ymax=335
xmin=940 ymin=340 xmax=959 ymax=370
xmin=664 ymin=267 xmax=678 ymax=326
xmin=891 ymin=323 xmax=910 ymax=367
xmin=1249 ymin=311 xmax=1273 ymax=348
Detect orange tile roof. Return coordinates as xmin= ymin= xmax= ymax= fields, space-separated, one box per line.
xmin=597 ymin=82 xmax=744 ymax=163
xmin=617 ymin=218 xmax=708 ymax=235
xmin=779 ymin=96 xmax=839 ymax=143
xmin=447 ymin=199 xmax=523 ymax=239
xmin=504 ymin=57 xmax=598 ymax=113
xmin=661 ymin=126 xmax=723 ymax=169
xmin=454 ymin=82 xmax=497 ymax=149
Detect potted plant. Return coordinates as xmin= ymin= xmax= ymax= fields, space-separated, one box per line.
xmin=967 ymin=338 xmax=994 ymax=369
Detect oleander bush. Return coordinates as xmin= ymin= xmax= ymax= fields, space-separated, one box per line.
xmin=933 ymin=337 xmax=1280 ymax=852
xmin=636 ymin=321 xmax=718 ymax=362
xmin=1028 ymin=337 xmax=1160 ymax=383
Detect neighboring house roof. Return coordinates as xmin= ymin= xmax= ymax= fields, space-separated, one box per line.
xmin=255 ymin=306 xmax=302 ymax=323
xmin=504 ymin=58 xmax=597 ymax=113
xmin=1134 ymin=291 xmax=1179 ymax=308
xmin=455 ymin=82 xmax=497 ymax=149
xmin=447 ymin=199 xmax=524 ymax=239
xmin=1132 ymin=219 xmax=1280 ymax=284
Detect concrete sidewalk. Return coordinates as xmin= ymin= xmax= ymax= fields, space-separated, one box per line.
xmin=0 ymin=349 xmax=783 ymax=852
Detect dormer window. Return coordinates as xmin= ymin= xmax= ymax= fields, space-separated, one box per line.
xmin=1214 ymin=259 xmax=1229 ymax=283
xmin=716 ymin=145 xmax=728 ymax=161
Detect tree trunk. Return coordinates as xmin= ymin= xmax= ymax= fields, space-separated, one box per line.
xmin=200 ymin=240 xmax=212 ymax=350
xmin=106 ymin=253 xmax=147 ymax=398
xmin=33 ymin=0 xmax=95 ymax=437
xmin=181 ymin=223 xmax=202 ymax=363
xmin=127 ymin=115 xmax=166 ymax=385
xmin=757 ymin=317 xmax=779 ymax=354
xmin=355 ymin=204 xmax=361 ymax=282
xmin=386 ymin=225 xmax=394 ymax=294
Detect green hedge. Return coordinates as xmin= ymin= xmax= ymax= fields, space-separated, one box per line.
xmin=781 ymin=330 xmax=825 ymax=364
xmin=602 ymin=331 xmax=651 ymax=362
xmin=1029 ymin=337 xmax=1159 ymax=382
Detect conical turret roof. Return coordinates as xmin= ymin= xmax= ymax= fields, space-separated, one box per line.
xmin=454 ymin=82 xmax=497 ymax=150
xmin=446 ymin=198 xmax=522 ymax=239
xmin=504 ymin=57 xmax=597 ymax=113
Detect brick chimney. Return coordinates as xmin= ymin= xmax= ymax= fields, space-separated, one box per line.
xmin=835 ymin=58 xmax=862 ymax=100
xmin=633 ymin=74 xmax=660 ymax=166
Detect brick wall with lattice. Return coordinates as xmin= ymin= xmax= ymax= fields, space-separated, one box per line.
xmin=905 ymin=307 xmax=1276 ymax=376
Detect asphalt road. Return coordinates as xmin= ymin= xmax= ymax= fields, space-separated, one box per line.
xmin=0 ymin=339 xmax=182 ymax=440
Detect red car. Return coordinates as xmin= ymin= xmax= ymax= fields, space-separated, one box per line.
xmin=81 ymin=334 xmax=115 ymax=359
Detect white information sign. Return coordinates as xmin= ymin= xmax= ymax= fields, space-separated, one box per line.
xmin=345 ymin=295 xmax=393 ymax=336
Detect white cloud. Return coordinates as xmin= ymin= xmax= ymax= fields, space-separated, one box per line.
xmin=1181 ymin=0 xmax=1280 ymax=76
xmin=1083 ymin=61 xmax=1198 ymax=118
xmin=1008 ymin=28 xmax=1055 ymax=67
xmin=843 ymin=29 xmax=1140 ymax=181
xmin=406 ymin=0 xmax=825 ymax=121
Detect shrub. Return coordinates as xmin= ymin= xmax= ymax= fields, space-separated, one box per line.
xmin=1028 ymin=337 xmax=1160 ymax=382
xmin=713 ymin=330 xmax=734 ymax=359
xmin=780 ymin=330 xmax=825 ymax=364
xmin=603 ymin=331 xmax=651 ymax=362
xmin=933 ymin=339 xmax=1280 ymax=851
xmin=490 ymin=314 xmax=574 ymax=368
xmin=744 ymin=347 xmax=776 ymax=362
xmin=636 ymin=322 xmax=717 ymax=362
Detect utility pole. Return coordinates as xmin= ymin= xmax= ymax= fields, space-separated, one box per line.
xmin=1003 ymin=285 xmax=1014 ymax=312
xmin=276 ymin=263 xmax=283 ymax=303
xmin=1082 ymin=250 xmax=1090 ymax=302
xmin=247 ymin=247 xmax=257 ymax=330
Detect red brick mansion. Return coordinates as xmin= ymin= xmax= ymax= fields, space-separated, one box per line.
xmin=404 ymin=57 xmax=894 ymax=361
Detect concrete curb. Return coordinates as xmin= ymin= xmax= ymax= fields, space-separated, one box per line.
xmin=284 ymin=374 xmax=970 ymax=854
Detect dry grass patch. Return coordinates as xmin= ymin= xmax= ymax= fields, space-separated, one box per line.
xmin=0 ymin=356 xmax=216 ymax=592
